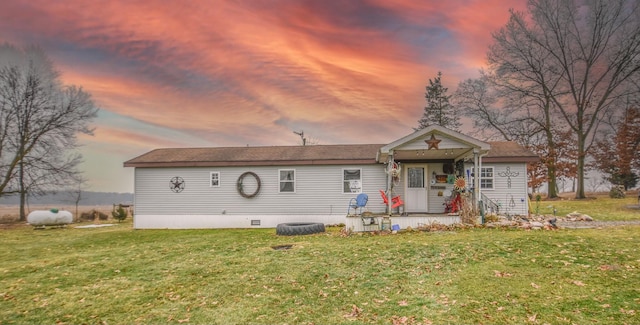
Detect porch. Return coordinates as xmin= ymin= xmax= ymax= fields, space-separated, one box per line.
xmin=345 ymin=213 xmax=461 ymax=232
xmin=376 ymin=125 xmax=489 ymax=221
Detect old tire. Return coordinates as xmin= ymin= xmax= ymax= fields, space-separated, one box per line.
xmin=276 ymin=222 xmax=325 ymax=236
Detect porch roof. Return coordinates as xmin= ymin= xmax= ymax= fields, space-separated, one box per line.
xmin=378 ymin=125 xmax=491 ymax=163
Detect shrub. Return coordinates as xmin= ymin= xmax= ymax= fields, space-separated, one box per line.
xmin=111 ymin=206 xmax=128 ymax=222
xmin=609 ymin=185 xmax=626 ymax=199
xmin=80 ymin=210 xmax=109 ymax=221
xmin=484 ymin=213 xmax=499 ymax=223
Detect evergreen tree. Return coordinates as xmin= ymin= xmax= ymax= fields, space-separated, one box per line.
xmin=416 ymin=71 xmax=461 ymax=131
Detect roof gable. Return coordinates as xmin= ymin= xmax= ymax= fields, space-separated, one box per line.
xmin=380 ymin=125 xmax=491 ymax=154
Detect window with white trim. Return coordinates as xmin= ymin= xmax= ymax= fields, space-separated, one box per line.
xmin=480 ymin=167 xmax=494 ymax=189
xmin=343 ymin=169 xmax=362 ymax=193
xmin=279 ymin=169 xmax=295 ymax=193
xmin=210 ymin=172 xmax=220 ymax=187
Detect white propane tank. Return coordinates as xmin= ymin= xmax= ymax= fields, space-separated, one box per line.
xmin=27 ymin=209 xmax=73 ymax=226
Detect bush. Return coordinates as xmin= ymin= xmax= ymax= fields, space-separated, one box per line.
xmin=111 ymin=206 xmax=128 ymax=222
xmin=80 ymin=209 xmax=109 ymax=221
xmin=609 ymin=185 xmax=626 ymax=199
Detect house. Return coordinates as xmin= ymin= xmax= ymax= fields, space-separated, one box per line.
xmin=123 ymin=125 xmax=538 ymax=230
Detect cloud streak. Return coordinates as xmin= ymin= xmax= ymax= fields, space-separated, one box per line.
xmin=0 ymin=0 xmax=526 ymax=192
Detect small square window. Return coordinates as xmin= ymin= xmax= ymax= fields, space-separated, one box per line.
xmin=279 ymin=169 xmax=295 ymax=193
xmin=480 ymin=167 xmax=494 ymax=189
xmin=343 ymin=169 xmax=362 ymax=193
xmin=210 ymin=172 xmax=220 ymax=187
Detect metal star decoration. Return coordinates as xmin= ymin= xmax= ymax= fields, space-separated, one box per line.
xmin=425 ymin=134 xmax=441 ymax=150
xmin=170 ymin=176 xmax=185 ymax=193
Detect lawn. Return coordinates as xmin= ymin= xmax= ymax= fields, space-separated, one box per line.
xmin=534 ymin=193 xmax=639 ymax=221
xmin=1 ymin=220 xmax=639 ymax=324
xmin=1 ymin=195 xmax=638 ymax=324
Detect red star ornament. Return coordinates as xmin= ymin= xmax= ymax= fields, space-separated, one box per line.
xmin=425 ymin=134 xmax=441 ymax=150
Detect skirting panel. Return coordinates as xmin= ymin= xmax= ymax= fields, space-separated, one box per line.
xmin=133 ymin=214 xmax=345 ymax=229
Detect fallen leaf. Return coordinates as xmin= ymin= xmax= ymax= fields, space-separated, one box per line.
xmin=572 ymin=280 xmax=585 ymax=286
xmin=343 ymin=305 xmax=362 ymax=320
xmin=494 ymin=270 xmax=513 ymax=278
xmin=528 ymin=313 xmax=537 ymax=322
xmin=398 ymin=300 xmax=408 ymax=306
xmin=531 ymin=282 xmax=540 ymax=289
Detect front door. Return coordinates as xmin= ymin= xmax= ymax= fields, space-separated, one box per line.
xmin=405 ymin=165 xmax=427 ymax=212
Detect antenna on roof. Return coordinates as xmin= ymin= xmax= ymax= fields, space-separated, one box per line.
xmin=293 ymin=130 xmax=306 ymax=146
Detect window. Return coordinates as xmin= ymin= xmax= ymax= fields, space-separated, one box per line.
xmin=480 ymin=167 xmax=494 ymax=189
xmin=407 ymin=167 xmax=424 ymax=188
xmin=343 ymin=169 xmax=362 ymax=193
xmin=279 ymin=169 xmax=295 ymax=193
xmin=210 ymin=172 xmax=220 ymax=187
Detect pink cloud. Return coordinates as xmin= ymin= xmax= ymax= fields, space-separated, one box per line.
xmin=0 ymin=0 xmax=527 ymax=191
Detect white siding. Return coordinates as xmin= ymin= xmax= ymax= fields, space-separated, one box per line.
xmin=465 ymin=162 xmax=529 ymax=216
xmin=133 ymin=164 xmax=388 ymax=228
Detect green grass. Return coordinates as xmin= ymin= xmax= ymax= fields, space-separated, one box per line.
xmin=535 ymin=194 xmax=640 ymax=221
xmin=1 ymin=220 xmax=640 ymax=324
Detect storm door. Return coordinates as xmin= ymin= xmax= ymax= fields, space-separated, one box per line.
xmin=405 ymin=166 xmax=427 ymax=212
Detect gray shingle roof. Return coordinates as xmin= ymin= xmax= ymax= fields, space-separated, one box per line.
xmin=123 ymin=141 xmax=538 ymax=167
xmin=123 ymin=144 xmax=385 ymax=167
xmin=483 ymin=141 xmax=539 ymax=162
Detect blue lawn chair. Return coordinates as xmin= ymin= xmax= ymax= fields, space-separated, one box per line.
xmin=348 ymin=193 xmax=368 ymax=215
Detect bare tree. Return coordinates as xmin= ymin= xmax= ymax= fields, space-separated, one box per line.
xmin=68 ymin=176 xmax=88 ymax=222
xmin=453 ymin=72 xmax=568 ymax=197
xmin=454 ymin=72 xmax=546 ymax=145
xmin=479 ymin=0 xmax=640 ymax=199
xmin=0 ymin=44 xmax=98 ymax=220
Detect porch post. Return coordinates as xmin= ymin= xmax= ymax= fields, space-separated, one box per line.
xmin=387 ymin=150 xmax=394 ymax=216
xmin=473 ymin=148 xmax=481 ymax=215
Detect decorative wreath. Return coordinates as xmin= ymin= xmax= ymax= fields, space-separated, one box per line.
xmin=237 ymin=171 xmax=261 ymax=198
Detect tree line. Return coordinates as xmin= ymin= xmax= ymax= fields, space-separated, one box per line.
xmin=0 ymin=44 xmax=98 ymax=220
xmin=416 ymin=0 xmax=640 ymax=199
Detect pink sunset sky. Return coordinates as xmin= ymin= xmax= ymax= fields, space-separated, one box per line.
xmin=0 ymin=0 xmax=527 ymax=193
